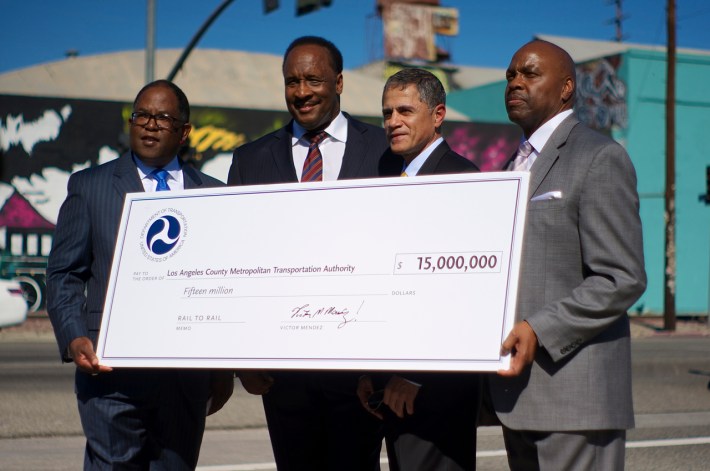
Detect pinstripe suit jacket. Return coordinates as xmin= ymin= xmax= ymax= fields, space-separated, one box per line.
xmin=47 ymin=152 xmax=224 ymax=359
xmin=487 ymin=115 xmax=646 ymax=431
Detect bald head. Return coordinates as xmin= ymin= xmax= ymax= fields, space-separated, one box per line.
xmin=505 ymin=40 xmax=576 ymax=137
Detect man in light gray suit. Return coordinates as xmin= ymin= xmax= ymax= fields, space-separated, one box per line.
xmin=486 ymin=40 xmax=646 ymax=470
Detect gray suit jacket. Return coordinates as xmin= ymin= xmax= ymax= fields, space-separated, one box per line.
xmin=47 ymin=152 xmax=224 ymax=359
xmin=488 ymin=115 xmax=646 ymax=431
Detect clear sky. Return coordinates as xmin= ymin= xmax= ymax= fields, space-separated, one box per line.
xmin=1 ymin=0 xmax=708 ymax=74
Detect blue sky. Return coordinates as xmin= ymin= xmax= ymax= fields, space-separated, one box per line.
xmin=1 ymin=0 xmax=708 ymax=74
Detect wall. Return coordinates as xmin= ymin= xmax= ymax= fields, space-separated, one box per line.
xmin=0 ymin=94 xmax=518 ymax=311
xmin=446 ymin=48 xmax=710 ymax=315
xmin=621 ymin=49 xmax=710 ymax=315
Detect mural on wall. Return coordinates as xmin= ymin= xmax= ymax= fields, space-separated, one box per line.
xmin=575 ymin=54 xmax=627 ymax=132
xmin=0 ymin=95 xmax=517 ymax=311
xmin=445 ymin=123 xmax=519 ymax=172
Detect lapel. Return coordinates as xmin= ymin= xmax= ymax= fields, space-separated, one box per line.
xmin=417 ymin=141 xmax=449 ymax=176
xmin=112 ymin=153 xmax=144 ymax=196
xmin=528 ymin=115 xmax=579 ymax=197
xmin=338 ymin=113 xmax=368 ymax=179
xmin=270 ymin=123 xmax=299 ymax=183
xmin=183 ymin=164 xmax=204 ymax=189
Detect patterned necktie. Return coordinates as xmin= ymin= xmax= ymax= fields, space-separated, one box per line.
xmin=301 ymin=131 xmax=328 ymax=182
xmin=510 ymin=140 xmax=533 ymax=172
xmin=151 ymin=168 xmax=171 ymax=191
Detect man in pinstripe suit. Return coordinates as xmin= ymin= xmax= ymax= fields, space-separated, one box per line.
xmin=47 ymin=80 xmax=228 ymax=470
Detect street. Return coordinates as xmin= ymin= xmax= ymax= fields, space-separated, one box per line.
xmin=1 ymin=334 xmax=710 ymax=470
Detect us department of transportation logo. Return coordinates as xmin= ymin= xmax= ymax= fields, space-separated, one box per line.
xmin=140 ymin=208 xmax=188 ymax=262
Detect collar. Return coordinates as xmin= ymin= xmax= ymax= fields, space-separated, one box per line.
xmin=291 ymin=112 xmax=347 ymax=147
xmin=402 ymin=137 xmax=444 ymax=176
xmin=527 ymin=109 xmax=574 ymax=154
xmin=133 ymin=153 xmax=181 ymax=180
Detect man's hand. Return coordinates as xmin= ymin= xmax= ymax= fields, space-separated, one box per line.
xmin=357 ymin=375 xmax=383 ymax=420
xmin=383 ymin=375 xmax=420 ymax=418
xmin=236 ymin=370 xmax=274 ymax=395
xmin=207 ymin=371 xmax=235 ymax=416
xmin=497 ymin=321 xmax=538 ymax=377
xmin=68 ymin=337 xmax=113 ymax=375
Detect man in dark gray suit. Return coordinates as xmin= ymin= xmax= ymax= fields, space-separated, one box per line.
xmin=487 ymin=40 xmax=647 ymax=470
xmin=227 ymin=36 xmax=388 ymax=471
xmin=357 ymin=68 xmax=480 ymax=471
xmin=47 ymin=80 xmax=229 ymax=470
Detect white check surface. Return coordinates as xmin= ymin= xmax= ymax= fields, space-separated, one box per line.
xmin=97 ymin=173 xmax=529 ymax=371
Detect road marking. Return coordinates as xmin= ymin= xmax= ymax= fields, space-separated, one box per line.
xmin=196 ymin=437 xmax=710 ymax=470
xmin=196 ymin=465 xmax=276 ymax=471
xmin=626 ymin=436 xmax=710 ymax=448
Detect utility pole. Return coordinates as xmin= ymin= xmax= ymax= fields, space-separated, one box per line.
xmin=664 ymin=0 xmax=677 ymax=331
xmin=606 ymin=0 xmax=627 ymax=42
xmin=613 ymin=0 xmax=624 ymax=42
xmin=146 ymin=0 xmax=156 ymax=84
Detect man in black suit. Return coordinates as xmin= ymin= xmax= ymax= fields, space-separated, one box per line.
xmin=357 ymin=68 xmax=480 ymax=471
xmin=47 ymin=80 xmax=230 ymax=470
xmin=227 ymin=36 xmax=388 ymax=471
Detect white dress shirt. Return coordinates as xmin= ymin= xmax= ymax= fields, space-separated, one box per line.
xmin=523 ymin=109 xmax=574 ymax=170
xmin=133 ymin=154 xmax=184 ymax=192
xmin=291 ymin=112 xmax=348 ymax=181
xmin=402 ymin=137 xmax=444 ymax=176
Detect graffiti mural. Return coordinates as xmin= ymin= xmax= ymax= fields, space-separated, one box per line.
xmin=445 ymin=123 xmax=519 ymax=172
xmin=575 ymin=55 xmax=627 ymax=132
xmin=0 ymin=94 xmax=517 ymax=311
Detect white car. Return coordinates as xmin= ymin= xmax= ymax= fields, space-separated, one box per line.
xmin=0 ymin=278 xmax=28 ymax=328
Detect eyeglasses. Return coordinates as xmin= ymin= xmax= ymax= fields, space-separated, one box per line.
xmin=130 ymin=111 xmax=185 ymax=130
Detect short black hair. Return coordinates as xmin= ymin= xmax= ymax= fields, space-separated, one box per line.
xmin=283 ymin=36 xmax=343 ymax=74
xmin=133 ymin=79 xmax=190 ymax=122
xmin=384 ymin=68 xmax=446 ymax=110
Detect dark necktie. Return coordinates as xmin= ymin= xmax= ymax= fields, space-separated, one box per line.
xmin=301 ymin=131 xmax=328 ymax=182
xmin=151 ymin=168 xmax=171 ymax=191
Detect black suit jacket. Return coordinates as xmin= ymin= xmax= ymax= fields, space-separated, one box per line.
xmin=376 ymin=140 xmax=479 ymax=389
xmin=378 ymin=140 xmax=478 ymax=177
xmin=228 ymin=112 xmax=389 ymax=185
xmin=47 ymin=152 xmax=224 ymax=359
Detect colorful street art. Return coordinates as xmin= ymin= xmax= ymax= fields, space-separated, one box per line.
xmin=0 ymin=95 xmax=517 ymax=311
xmin=575 ymin=54 xmax=627 ymax=132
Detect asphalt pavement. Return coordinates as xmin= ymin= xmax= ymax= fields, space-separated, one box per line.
xmin=2 ymin=317 xmax=710 ymax=470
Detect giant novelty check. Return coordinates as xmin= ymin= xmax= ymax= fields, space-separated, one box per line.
xmin=96 ymin=173 xmax=529 ymax=371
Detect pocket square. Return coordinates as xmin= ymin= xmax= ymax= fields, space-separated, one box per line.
xmin=531 ymin=190 xmax=562 ymax=202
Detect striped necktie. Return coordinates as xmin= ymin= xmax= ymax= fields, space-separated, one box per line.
xmin=301 ymin=131 xmax=327 ymax=182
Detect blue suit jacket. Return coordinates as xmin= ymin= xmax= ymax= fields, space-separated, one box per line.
xmin=47 ymin=152 xmax=224 ymax=359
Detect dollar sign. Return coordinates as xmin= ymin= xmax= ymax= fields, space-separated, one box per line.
xmin=397 ymin=262 xmax=402 ymax=269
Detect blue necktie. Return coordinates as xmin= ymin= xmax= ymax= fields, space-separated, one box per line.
xmin=151 ymin=168 xmax=171 ymax=191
